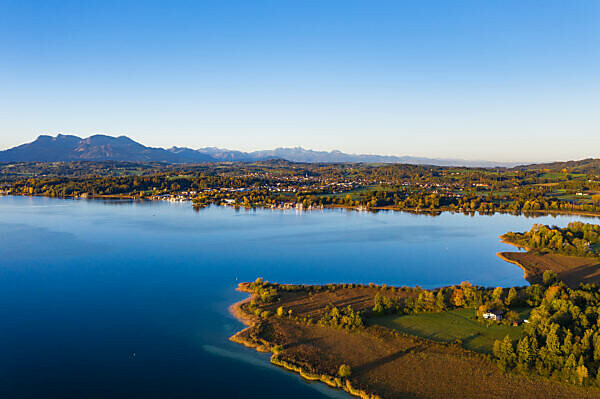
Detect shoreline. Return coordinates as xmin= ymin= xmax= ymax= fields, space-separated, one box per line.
xmin=499 ymin=237 xmax=532 ymax=251
xmin=228 ymin=285 xmax=381 ymax=399
xmin=496 ymin=238 xmax=600 ymax=288
xmin=228 ymin=287 xmax=272 ymax=353
xmin=3 ymin=193 xmax=600 ymax=219
xmin=497 ymin=251 xmax=532 ymax=282
xmin=227 ymin=282 xmax=598 ymax=399
xmin=497 ymin=237 xmax=533 ymax=283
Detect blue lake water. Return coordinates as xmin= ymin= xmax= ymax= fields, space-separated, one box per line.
xmin=0 ymin=195 xmax=597 ymax=398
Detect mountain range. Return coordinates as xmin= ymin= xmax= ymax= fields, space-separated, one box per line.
xmin=0 ymin=134 xmax=518 ymax=167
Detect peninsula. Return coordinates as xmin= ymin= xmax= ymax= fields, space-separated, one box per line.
xmin=230 ymin=278 xmax=600 ymax=398
xmin=498 ymin=222 xmax=600 ymax=287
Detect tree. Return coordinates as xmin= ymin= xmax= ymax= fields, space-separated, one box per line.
xmin=564 ymin=354 xmax=577 ymax=384
xmin=544 ymin=324 xmax=562 ymax=369
xmin=562 ymin=330 xmax=573 ymax=356
xmin=543 ymin=270 xmax=558 ymax=286
xmin=505 ymin=310 xmax=519 ymax=324
xmin=505 ymin=287 xmax=518 ymax=307
xmin=593 ymin=332 xmax=600 ymax=361
xmin=452 ymin=288 xmax=465 ymax=307
xmin=373 ymin=293 xmax=384 ymax=313
xmin=492 ymin=287 xmax=503 ymax=302
xmin=435 ymin=289 xmax=446 ymax=311
xmin=417 ymin=291 xmax=435 ymax=311
xmin=526 ymin=284 xmax=544 ymax=307
xmin=575 ymin=357 xmax=588 ymax=385
xmin=517 ymin=336 xmax=532 ymax=370
xmin=338 ymin=364 xmax=352 ymax=378
xmin=494 ymin=335 xmax=516 ymax=371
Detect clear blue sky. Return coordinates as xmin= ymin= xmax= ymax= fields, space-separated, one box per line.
xmin=1 ymin=0 xmax=598 ymax=162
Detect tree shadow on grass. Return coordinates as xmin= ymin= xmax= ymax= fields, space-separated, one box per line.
xmin=460 ymin=333 xmax=490 ymax=354
xmin=285 ymin=336 xmax=325 ymax=349
xmin=352 ymin=344 xmax=424 ymax=375
xmin=560 ymin=263 xmax=600 ymax=287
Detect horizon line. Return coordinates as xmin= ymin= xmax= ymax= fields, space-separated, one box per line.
xmin=1 ymin=132 xmax=596 ymax=166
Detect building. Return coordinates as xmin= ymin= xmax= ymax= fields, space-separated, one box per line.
xmin=483 ymin=311 xmax=504 ymax=321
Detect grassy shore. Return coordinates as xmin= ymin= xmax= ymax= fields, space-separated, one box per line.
xmin=7 ymin=192 xmax=600 ymax=219
xmin=230 ymin=283 xmax=598 ymax=399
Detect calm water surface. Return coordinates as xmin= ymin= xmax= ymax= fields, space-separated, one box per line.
xmin=0 ymin=196 xmax=597 ymax=398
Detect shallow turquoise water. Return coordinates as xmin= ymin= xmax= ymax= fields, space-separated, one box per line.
xmin=0 ymin=196 xmax=596 ymax=398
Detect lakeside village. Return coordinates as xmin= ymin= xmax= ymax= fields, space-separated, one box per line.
xmin=0 ymin=173 xmax=592 ymax=213
xmin=1 ymin=170 xmax=469 ymax=211
xmin=130 ymin=177 xmax=467 ymax=211
xmin=3 ymin=160 xmax=600 ymax=215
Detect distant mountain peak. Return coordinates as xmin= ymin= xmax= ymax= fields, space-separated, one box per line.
xmin=0 ymin=134 xmax=518 ymax=167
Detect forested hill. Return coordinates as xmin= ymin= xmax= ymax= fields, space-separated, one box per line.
xmin=515 ymin=159 xmax=600 ymax=174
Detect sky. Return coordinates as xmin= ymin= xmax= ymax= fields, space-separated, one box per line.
xmin=0 ymin=0 xmax=599 ymax=162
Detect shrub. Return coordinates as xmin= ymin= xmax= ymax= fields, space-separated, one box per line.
xmin=260 ymin=310 xmax=272 ymax=318
xmin=338 ymin=364 xmax=352 ymax=378
xmin=543 ymin=270 xmax=558 ymax=286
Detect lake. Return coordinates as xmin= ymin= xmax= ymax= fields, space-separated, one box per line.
xmin=0 ymin=196 xmax=596 ymax=398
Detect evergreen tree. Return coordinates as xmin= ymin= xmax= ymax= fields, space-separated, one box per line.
xmin=517 ymin=336 xmax=532 ymax=370
xmin=373 ymin=293 xmax=384 ymax=313
xmin=592 ymin=332 xmax=600 ymax=361
xmin=496 ymin=335 xmax=516 ymax=371
xmin=492 ymin=287 xmax=503 ymax=302
xmin=564 ymin=354 xmax=577 ymax=384
xmin=562 ymin=330 xmax=573 ymax=356
xmin=435 ymin=289 xmax=446 ymax=311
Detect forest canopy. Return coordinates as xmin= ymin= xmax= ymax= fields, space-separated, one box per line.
xmin=502 ymin=222 xmax=600 ymax=258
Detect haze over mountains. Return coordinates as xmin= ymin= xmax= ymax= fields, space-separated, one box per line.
xmin=0 ymin=134 xmax=518 ymax=167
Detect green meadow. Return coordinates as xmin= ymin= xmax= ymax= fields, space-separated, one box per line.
xmin=372 ymin=308 xmax=531 ymax=354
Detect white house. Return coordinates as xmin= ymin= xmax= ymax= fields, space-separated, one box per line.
xmin=483 ymin=311 xmax=504 ymax=321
